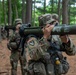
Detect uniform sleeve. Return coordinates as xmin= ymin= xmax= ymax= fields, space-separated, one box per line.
xmin=39 ymin=37 xmax=50 ymax=51
xmin=62 ymin=38 xmax=76 ymax=55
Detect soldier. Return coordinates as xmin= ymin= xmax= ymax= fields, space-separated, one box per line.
xmin=7 ymin=19 xmax=26 ymax=75
xmin=38 ymin=13 xmax=76 ymax=75
xmin=25 ymin=14 xmax=76 ymax=75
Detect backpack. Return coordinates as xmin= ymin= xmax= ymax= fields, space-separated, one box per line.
xmin=7 ymin=33 xmax=21 ymax=50
xmin=26 ymin=37 xmax=46 ymax=60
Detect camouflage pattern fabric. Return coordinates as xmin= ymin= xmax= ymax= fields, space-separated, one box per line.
xmin=26 ymin=37 xmax=44 ymax=60
xmin=27 ymin=61 xmax=47 ymax=75
xmin=26 ymin=36 xmax=50 ymax=60
xmin=10 ymin=51 xmax=26 ymax=75
xmin=14 ymin=18 xmax=22 ymax=26
xmin=52 ymin=14 xmax=59 ymax=21
xmin=38 ymin=14 xmax=55 ymax=26
xmin=26 ymin=36 xmax=54 ymax=75
xmin=26 ymin=34 xmax=76 ymax=75
xmin=50 ymin=35 xmax=76 ymax=55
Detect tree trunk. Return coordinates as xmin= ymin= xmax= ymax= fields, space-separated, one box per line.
xmin=68 ymin=0 xmax=71 ymax=24
xmin=3 ymin=0 xmax=7 ymax=25
xmin=44 ymin=0 xmax=46 ymax=14
xmin=25 ymin=0 xmax=32 ymax=24
xmin=57 ymin=0 xmax=61 ymax=23
xmin=15 ymin=4 xmax=18 ymax=19
xmin=0 ymin=26 xmax=2 ymax=42
xmin=62 ymin=0 xmax=69 ymax=24
xmin=33 ymin=0 xmax=36 ymax=26
xmin=7 ymin=0 xmax=12 ymax=25
xmin=22 ymin=0 xmax=26 ymax=23
xmin=12 ymin=0 xmax=19 ymax=23
xmin=51 ymin=0 xmax=54 ymax=13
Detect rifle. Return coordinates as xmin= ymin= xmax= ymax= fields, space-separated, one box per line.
xmin=4 ymin=24 xmax=31 ymax=38
xmin=5 ymin=26 xmax=16 ymax=38
xmin=5 ymin=23 xmax=31 ymax=31
xmin=19 ymin=24 xmax=76 ymax=37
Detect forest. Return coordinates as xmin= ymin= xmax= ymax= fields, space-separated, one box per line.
xmin=0 ymin=0 xmax=76 ymax=26
xmin=0 ymin=0 xmax=76 ymax=75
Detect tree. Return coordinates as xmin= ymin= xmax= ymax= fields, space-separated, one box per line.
xmin=57 ymin=0 xmax=61 ymax=23
xmin=7 ymin=0 xmax=12 ymax=25
xmin=33 ymin=0 xmax=36 ymax=26
xmin=0 ymin=0 xmax=76 ymax=25
xmin=51 ymin=0 xmax=54 ymax=13
xmin=3 ymin=0 xmax=7 ymax=25
xmin=44 ymin=0 xmax=46 ymax=14
xmin=12 ymin=0 xmax=18 ymax=19
xmin=25 ymin=0 xmax=32 ymax=24
xmin=62 ymin=0 xmax=69 ymax=24
xmin=22 ymin=0 xmax=26 ymax=23
xmin=14 ymin=0 xmax=18 ymax=19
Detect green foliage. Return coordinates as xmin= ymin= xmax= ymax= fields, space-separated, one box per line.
xmin=0 ymin=0 xmax=76 ymax=26
xmin=12 ymin=0 xmax=22 ymax=24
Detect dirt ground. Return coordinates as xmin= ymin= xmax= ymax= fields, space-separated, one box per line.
xmin=0 ymin=35 xmax=76 ymax=75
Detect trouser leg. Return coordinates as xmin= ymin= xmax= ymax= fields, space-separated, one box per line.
xmin=20 ymin=54 xmax=27 ymax=75
xmin=10 ymin=59 xmax=18 ymax=75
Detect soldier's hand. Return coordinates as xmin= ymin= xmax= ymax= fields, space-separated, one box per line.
xmin=42 ymin=24 xmax=54 ymax=39
xmin=60 ymin=35 xmax=69 ymax=43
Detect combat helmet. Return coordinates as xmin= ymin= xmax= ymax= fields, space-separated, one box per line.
xmin=38 ymin=13 xmax=55 ymax=26
xmin=14 ymin=18 xmax=22 ymax=25
xmin=52 ymin=14 xmax=59 ymax=21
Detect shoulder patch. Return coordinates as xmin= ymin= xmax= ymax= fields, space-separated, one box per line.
xmin=29 ymin=40 xmax=35 ymax=46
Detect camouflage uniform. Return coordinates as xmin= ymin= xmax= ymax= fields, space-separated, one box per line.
xmin=25 ymin=14 xmax=76 ymax=75
xmin=7 ymin=19 xmax=26 ymax=75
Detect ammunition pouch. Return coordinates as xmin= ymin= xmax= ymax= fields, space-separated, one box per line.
xmin=61 ymin=57 xmax=70 ymax=74
xmin=54 ymin=57 xmax=69 ymax=75
xmin=50 ymin=51 xmax=70 ymax=74
xmin=7 ymin=42 xmax=18 ymax=50
xmin=27 ymin=61 xmax=46 ymax=75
